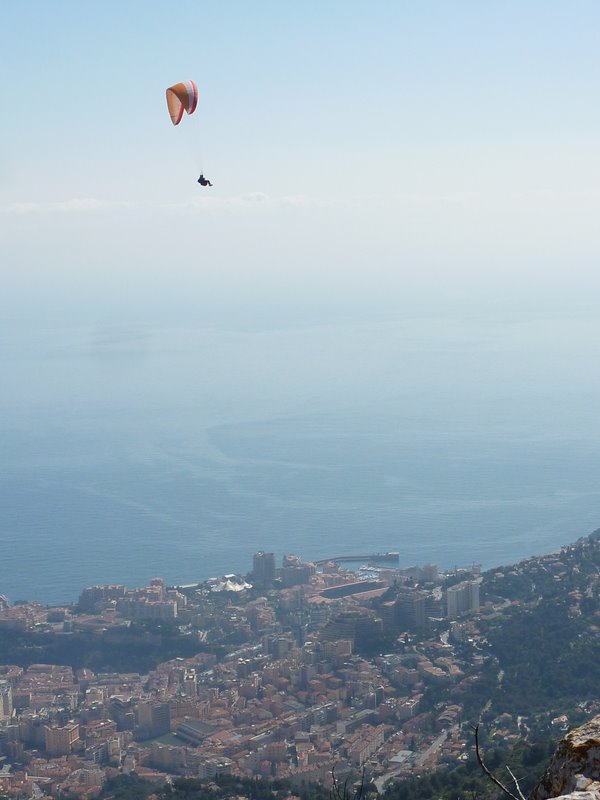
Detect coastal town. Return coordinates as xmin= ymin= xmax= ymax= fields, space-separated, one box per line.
xmin=1 ymin=534 xmax=599 ymax=800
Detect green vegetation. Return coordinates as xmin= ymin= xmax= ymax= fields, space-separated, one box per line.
xmin=98 ymin=774 xmax=333 ymax=800
xmin=483 ymin=600 xmax=600 ymax=715
xmin=95 ymin=736 xmax=557 ymax=800
xmin=0 ymin=621 xmax=212 ymax=672
xmin=478 ymin=534 xmax=600 ymax=719
xmin=381 ymin=736 xmax=557 ymax=800
xmin=97 ymin=773 xmax=154 ymax=800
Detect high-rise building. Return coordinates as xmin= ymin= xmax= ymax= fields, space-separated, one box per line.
xmin=151 ymin=702 xmax=171 ymax=737
xmin=135 ymin=701 xmax=171 ymax=738
xmin=0 ymin=681 xmax=12 ymax=719
xmin=109 ymin=696 xmax=136 ymax=731
xmin=182 ymin=668 xmax=197 ymax=696
xmin=252 ymin=551 xmax=276 ymax=585
xmin=320 ymin=609 xmax=382 ymax=651
xmin=150 ymin=577 xmax=167 ymax=598
xmin=446 ymin=580 xmax=481 ymax=619
xmin=394 ymin=589 xmax=428 ymax=629
xmin=44 ymin=722 xmax=80 ymax=756
xmin=280 ymin=557 xmax=315 ymax=587
xmin=77 ymin=584 xmax=126 ymax=611
xmin=420 ymin=564 xmax=439 ymax=582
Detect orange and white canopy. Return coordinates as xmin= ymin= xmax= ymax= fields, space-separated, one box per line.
xmin=166 ymin=80 xmax=199 ymax=125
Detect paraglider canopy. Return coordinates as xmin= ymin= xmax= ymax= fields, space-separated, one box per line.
xmin=166 ymin=80 xmax=199 ymax=125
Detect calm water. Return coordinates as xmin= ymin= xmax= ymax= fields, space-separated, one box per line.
xmin=2 ymin=313 xmax=600 ymax=604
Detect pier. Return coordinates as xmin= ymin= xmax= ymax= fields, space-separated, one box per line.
xmin=314 ymin=552 xmax=399 ymax=566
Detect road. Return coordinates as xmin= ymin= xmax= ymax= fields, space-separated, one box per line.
xmin=374 ymin=725 xmax=458 ymax=792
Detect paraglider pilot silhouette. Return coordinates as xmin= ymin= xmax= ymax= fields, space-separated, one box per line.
xmin=166 ymin=79 xmax=213 ymax=186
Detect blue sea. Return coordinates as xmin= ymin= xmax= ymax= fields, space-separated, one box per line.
xmin=2 ymin=310 xmax=600 ymax=605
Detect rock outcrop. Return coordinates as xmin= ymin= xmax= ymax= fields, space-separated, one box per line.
xmin=529 ymin=715 xmax=600 ymax=800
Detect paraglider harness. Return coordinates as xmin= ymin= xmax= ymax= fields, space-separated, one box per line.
xmin=198 ymin=174 xmax=213 ymax=187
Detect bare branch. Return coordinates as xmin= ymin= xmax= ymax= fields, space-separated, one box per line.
xmin=342 ymin=775 xmax=349 ymax=800
xmin=356 ymin=767 xmax=366 ymax=800
xmin=331 ymin=768 xmax=342 ymax=800
xmin=330 ymin=766 xmax=368 ymax=800
xmin=473 ymin=724 xmax=522 ymax=800
xmin=505 ymin=766 xmax=527 ymax=800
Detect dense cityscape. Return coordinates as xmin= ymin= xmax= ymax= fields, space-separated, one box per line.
xmin=1 ymin=532 xmax=599 ymax=799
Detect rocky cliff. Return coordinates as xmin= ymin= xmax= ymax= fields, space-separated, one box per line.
xmin=529 ymin=715 xmax=600 ymax=800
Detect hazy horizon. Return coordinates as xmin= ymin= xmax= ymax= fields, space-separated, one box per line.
xmin=2 ymin=1 xmax=600 ymax=603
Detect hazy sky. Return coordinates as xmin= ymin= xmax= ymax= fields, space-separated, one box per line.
xmin=2 ymin=0 xmax=600 ymax=328
xmin=3 ymin=2 xmax=600 ymax=600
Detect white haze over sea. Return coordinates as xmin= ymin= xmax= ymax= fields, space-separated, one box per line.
xmin=4 ymin=0 xmax=600 ymax=607
xmin=2 ymin=302 xmax=600 ymax=605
